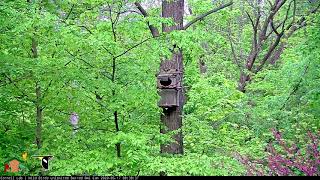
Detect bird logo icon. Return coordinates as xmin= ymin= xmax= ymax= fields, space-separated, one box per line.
xmin=32 ymin=155 xmax=54 ymax=170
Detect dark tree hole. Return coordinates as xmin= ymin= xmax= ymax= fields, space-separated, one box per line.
xmin=163 ymin=107 xmax=176 ymax=114
xmin=160 ymin=78 xmax=172 ymax=86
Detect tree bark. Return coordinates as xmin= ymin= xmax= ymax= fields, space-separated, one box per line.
xmin=160 ymin=0 xmax=185 ymax=154
xmin=35 ymin=81 xmax=43 ymax=149
xmin=162 ymin=0 xmax=184 ymax=32
xmin=160 ymin=51 xmax=184 ymax=154
xmin=238 ymin=72 xmax=250 ymax=93
xmin=199 ymin=58 xmax=207 ymax=74
xmin=112 ymin=56 xmax=121 ymax=158
xmin=114 ymin=111 xmax=121 ymax=157
xmin=32 ymin=37 xmax=43 ymax=149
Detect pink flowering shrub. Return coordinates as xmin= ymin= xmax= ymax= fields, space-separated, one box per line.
xmin=236 ymin=129 xmax=320 ymax=176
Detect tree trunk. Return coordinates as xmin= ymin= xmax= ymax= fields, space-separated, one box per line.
xmin=270 ymin=42 xmax=285 ymax=64
xmin=238 ymin=72 xmax=250 ymax=93
xmin=114 ymin=111 xmax=121 ymax=157
xmin=160 ymin=51 xmax=184 ymax=154
xmin=160 ymin=0 xmax=185 ymax=154
xmin=199 ymin=58 xmax=207 ymax=74
xmin=112 ymin=57 xmax=121 ymax=158
xmin=35 ymin=82 xmax=43 ymax=149
xmin=162 ymin=0 xmax=184 ymax=32
xmin=32 ymin=37 xmax=42 ymax=149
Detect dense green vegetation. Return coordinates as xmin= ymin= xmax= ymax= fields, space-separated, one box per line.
xmin=1 ymin=0 xmax=319 ymax=176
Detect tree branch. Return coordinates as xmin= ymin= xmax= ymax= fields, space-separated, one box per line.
xmin=78 ymin=25 xmax=93 ymax=34
xmin=271 ymin=19 xmax=280 ymax=36
xmin=183 ymin=1 xmax=234 ymax=30
xmin=102 ymin=45 xmax=114 ymax=57
xmin=42 ymin=80 xmax=53 ymax=100
xmin=3 ymin=73 xmax=34 ymax=103
xmin=282 ymin=0 xmax=295 ymax=32
xmin=114 ymin=37 xmax=152 ymax=59
xmin=246 ymin=11 xmax=255 ymax=29
xmin=227 ymin=26 xmax=242 ymax=70
xmin=0 ymin=73 xmax=33 ymax=87
xmin=256 ymin=32 xmax=284 ymax=73
xmin=65 ymin=4 xmax=75 ymax=21
xmin=280 ymin=63 xmax=309 ymax=110
xmin=311 ymin=2 xmax=320 ymax=13
xmin=134 ymin=2 xmax=160 ymax=37
xmin=65 ymin=49 xmax=96 ymax=68
xmin=246 ymin=9 xmax=261 ymax=70
xmin=259 ymin=0 xmax=287 ymax=44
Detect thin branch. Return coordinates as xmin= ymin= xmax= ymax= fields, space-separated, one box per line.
xmin=102 ymin=45 xmax=114 ymax=57
xmin=282 ymin=0 xmax=294 ymax=32
xmin=266 ymin=19 xmax=285 ymax=39
xmin=311 ymin=2 xmax=320 ymax=13
xmin=66 ymin=22 xmax=113 ymax=57
xmin=256 ymin=32 xmax=284 ymax=73
xmin=246 ymin=9 xmax=261 ymax=70
xmin=64 ymin=60 xmax=72 ymax=67
xmin=227 ymin=23 xmax=241 ymax=69
xmin=228 ymin=33 xmax=242 ymax=69
xmin=290 ymin=0 xmax=297 ymax=29
xmin=183 ymin=1 xmax=234 ymax=30
xmin=271 ymin=19 xmax=280 ymax=36
xmin=65 ymin=49 xmax=96 ymax=68
xmin=114 ymin=37 xmax=152 ymax=59
xmin=81 ymin=86 xmax=111 ymax=111
xmin=107 ymin=3 xmax=117 ymax=42
xmin=100 ymin=71 xmax=113 ymax=81
xmin=253 ymin=13 xmax=261 ymax=51
xmin=65 ymin=4 xmax=75 ymax=21
xmin=280 ymin=63 xmax=309 ymax=110
xmin=0 ymin=73 xmax=33 ymax=87
xmin=118 ymin=10 xmax=142 ymax=15
xmin=246 ymin=11 xmax=255 ymax=28
xmin=134 ymin=2 xmax=160 ymax=37
xmin=107 ymin=3 xmax=113 ymax=24
xmin=42 ymin=80 xmax=53 ymax=99
xmin=78 ymin=25 xmax=93 ymax=34
xmin=114 ymin=1 xmax=124 ymax=26
xmin=284 ymin=1 xmax=320 ymax=38
xmin=3 ymin=73 xmax=34 ymax=103
xmin=267 ymin=0 xmax=273 ymax=8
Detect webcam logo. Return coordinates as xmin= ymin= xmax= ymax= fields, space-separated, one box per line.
xmin=4 ymin=159 xmax=20 ymax=173
xmin=32 ymin=155 xmax=54 ymax=170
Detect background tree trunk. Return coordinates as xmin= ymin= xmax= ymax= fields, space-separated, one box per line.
xmin=35 ymin=82 xmax=43 ymax=149
xmin=32 ymin=37 xmax=43 ymax=149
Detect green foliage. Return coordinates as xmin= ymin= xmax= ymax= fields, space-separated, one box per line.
xmin=234 ymin=21 xmax=320 ymax=140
